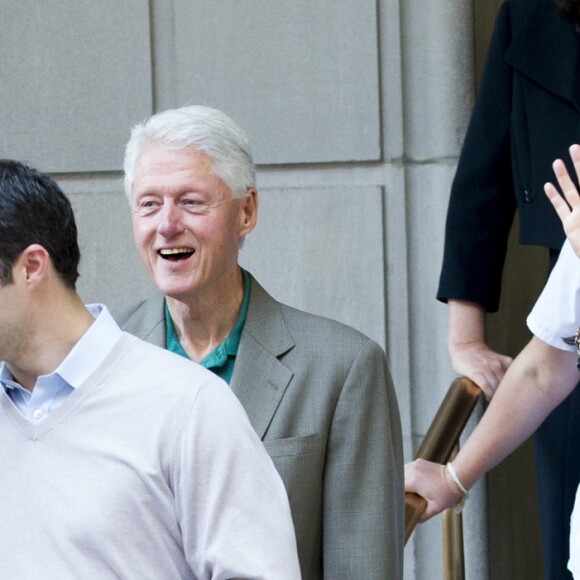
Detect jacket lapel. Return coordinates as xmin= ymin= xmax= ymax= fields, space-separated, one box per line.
xmin=119 ymin=293 xmax=166 ymax=347
xmin=230 ymin=277 xmax=295 ymax=439
xmin=120 ymin=279 xmax=295 ymax=439
xmin=506 ymin=0 xmax=580 ymax=111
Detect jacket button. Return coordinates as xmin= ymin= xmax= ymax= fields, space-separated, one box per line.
xmin=523 ymin=190 xmax=532 ymax=203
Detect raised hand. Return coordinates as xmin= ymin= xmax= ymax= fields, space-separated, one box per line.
xmin=544 ymin=144 xmax=580 ymax=257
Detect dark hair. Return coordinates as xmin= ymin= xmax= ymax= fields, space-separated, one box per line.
xmin=0 ymin=160 xmax=80 ymax=288
xmin=555 ymin=0 xmax=580 ymax=24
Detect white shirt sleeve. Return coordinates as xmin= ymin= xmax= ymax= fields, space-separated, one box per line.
xmin=527 ymin=239 xmax=580 ymax=352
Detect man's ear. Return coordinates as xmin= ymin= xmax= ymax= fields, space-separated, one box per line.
xmin=239 ymin=188 xmax=258 ymax=237
xmin=17 ymin=244 xmax=51 ymax=285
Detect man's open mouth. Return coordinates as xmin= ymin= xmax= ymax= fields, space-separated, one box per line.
xmin=158 ymin=248 xmax=195 ymax=261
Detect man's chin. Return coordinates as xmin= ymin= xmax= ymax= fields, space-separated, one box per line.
xmin=159 ymin=285 xmax=195 ymax=301
xmin=157 ymin=277 xmax=204 ymax=302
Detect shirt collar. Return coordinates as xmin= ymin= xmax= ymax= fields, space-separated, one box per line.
xmin=199 ymin=269 xmax=251 ymax=368
xmin=57 ymin=304 xmax=123 ymax=388
xmin=0 ymin=304 xmax=123 ymax=392
xmin=0 ymin=365 xmax=20 ymax=390
xmin=165 ymin=268 xmax=251 ymax=369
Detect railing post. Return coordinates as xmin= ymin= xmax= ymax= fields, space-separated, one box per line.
xmin=443 ymin=446 xmax=465 ymax=580
xmin=443 ymin=507 xmax=465 ymax=580
xmin=405 ymin=377 xmax=483 ymax=543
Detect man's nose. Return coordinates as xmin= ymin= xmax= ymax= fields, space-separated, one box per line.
xmin=157 ymin=201 xmax=184 ymax=237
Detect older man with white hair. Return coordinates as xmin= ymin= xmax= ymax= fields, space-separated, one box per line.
xmin=119 ymin=105 xmax=404 ymax=580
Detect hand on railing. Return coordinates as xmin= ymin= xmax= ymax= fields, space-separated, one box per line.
xmin=403 ymin=377 xmax=483 ymax=542
xmin=405 ymin=460 xmax=463 ymax=522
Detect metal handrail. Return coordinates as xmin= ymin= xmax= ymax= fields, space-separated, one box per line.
xmin=443 ymin=496 xmax=465 ymax=579
xmin=404 ymin=376 xmax=483 ymax=543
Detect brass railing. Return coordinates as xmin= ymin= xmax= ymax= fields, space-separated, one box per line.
xmin=405 ymin=377 xmax=483 ymax=578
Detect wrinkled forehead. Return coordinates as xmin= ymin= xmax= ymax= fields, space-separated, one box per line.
xmin=131 ymin=143 xmax=231 ymax=200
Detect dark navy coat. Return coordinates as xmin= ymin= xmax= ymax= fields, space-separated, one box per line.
xmin=437 ymin=0 xmax=580 ymax=311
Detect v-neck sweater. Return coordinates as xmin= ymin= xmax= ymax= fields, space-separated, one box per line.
xmin=0 ymin=333 xmax=299 ymax=579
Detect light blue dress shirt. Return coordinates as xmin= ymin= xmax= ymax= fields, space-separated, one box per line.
xmin=0 ymin=304 xmax=123 ymax=422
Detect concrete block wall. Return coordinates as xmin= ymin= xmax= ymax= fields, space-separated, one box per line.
xmin=1 ymin=0 xmax=152 ymax=172
xmin=0 ymin=0 xmax=545 ymax=577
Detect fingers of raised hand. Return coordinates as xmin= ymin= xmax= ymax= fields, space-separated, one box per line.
xmin=544 ymin=181 xmax=568 ymax=214
xmin=569 ymin=143 xmax=580 ymax=173
xmin=552 ymin=158 xmax=580 ymax=207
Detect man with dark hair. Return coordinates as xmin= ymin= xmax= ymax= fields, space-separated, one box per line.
xmin=0 ymin=159 xmax=80 ymax=287
xmin=0 ymin=159 xmax=300 ymax=579
xmin=120 ymin=105 xmax=404 ymax=580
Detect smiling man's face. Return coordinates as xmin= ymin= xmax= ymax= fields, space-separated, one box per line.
xmin=131 ymin=143 xmax=257 ymax=302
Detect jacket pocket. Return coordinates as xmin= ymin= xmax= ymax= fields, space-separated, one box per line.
xmin=263 ymin=433 xmax=320 ymax=458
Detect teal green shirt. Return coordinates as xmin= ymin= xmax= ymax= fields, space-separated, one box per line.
xmin=165 ymin=270 xmax=250 ymax=384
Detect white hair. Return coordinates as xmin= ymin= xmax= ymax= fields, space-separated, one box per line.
xmin=123 ymin=105 xmax=256 ymax=200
